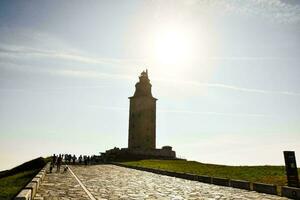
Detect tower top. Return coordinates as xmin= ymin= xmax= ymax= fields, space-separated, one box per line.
xmin=140 ymin=69 xmax=148 ymax=78
xmin=130 ymin=70 xmax=157 ymax=99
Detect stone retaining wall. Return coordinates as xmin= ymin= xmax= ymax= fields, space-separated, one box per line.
xmin=253 ymin=182 xmax=278 ymax=195
xmin=14 ymin=162 xmax=50 ymax=200
xmin=197 ymin=175 xmax=212 ymax=183
xmin=230 ymin=179 xmax=251 ymax=190
xmin=281 ymin=186 xmax=300 ymax=199
xmin=212 ymin=177 xmax=230 ymax=186
xmin=113 ymin=163 xmax=300 ymax=199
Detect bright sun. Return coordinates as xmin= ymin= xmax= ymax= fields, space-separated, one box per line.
xmin=153 ymin=26 xmax=194 ymax=66
xmin=146 ymin=23 xmax=213 ymax=81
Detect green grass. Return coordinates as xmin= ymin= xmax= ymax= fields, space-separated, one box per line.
xmin=122 ymin=159 xmax=300 ymax=186
xmin=0 ymin=170 xmax=39 ymax=200
xmin=0 ymin=157 xmax=49 ymax=200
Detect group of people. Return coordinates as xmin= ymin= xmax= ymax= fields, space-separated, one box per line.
xmin=50 ymin=154 xmax=63 ymax=173
xmin=63 ymin=154 xmax=93 ymax=165
xmin=50 ymin=153 xmax=96 ymax=173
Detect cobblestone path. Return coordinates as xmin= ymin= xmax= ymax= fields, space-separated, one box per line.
xmin=35 ymin=164 xmax=289 ymax=199
xmin=34 ymin=166 xmax=90 ymax=200
xmin=69 ymin=165 xmax=287 ymax=200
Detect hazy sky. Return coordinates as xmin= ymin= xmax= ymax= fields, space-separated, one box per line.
xmin=1 ymin=0 xmax=300 ymax=170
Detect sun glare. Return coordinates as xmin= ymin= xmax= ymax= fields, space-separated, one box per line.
xmin=145 ymin=23 xmax=214 ymax=82
xmin=154 ymin=27 xmax=194 ymax=66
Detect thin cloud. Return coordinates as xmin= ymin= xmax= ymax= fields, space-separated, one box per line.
xmin=0 ymin=85 xmax=113 ymax=93
xmin=155 ymin=78 xmax=300 ymax=97
xmin=1 ymin=59 xmax=299 ymax=97
xmin=57 ymin=69 xmax=135 ymax=81
xmin=1 ymin=44 xmax=298 ymax=69
xmin=1 ymin=42 xmax=299 ymax=97
xmin=158 ymin=109 xmax=271 ymax=118
xmin=186 ymin=0 xmax=300 ymax=24
xmin=208 ymin=56 xmax=299 ymax=61
xmin=56 ymin=69 xmax=300 ymax=97
xmin=87 ymin=104 xmax=271 ymax=118
xmin=0 ymin=44 xmax=144 ymax=66
xmin=87 ymin=105 xmax=128 ymax=111
xmin=192 ymin=82 xmax=300 ymax=97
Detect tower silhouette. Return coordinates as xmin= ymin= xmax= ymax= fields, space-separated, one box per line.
xmin=128 ymin=70 xmax=157 ymax=150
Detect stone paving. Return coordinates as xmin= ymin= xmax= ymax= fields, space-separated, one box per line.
xmin=34 ymin=166 xmax=90 ymax=200
xmin=35 ymin=164 xmax=289 ymax=200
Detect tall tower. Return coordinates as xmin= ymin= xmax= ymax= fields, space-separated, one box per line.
xmin=128 ymin=70 xmax=157 ymax=150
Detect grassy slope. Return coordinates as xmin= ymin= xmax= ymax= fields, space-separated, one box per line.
xmin=122 ymin=159 xmax=300 ymax=186
xmin=0 ymin=170 xmax=39 ymax=200
xmin=0 ymin=157 xmax=49 ymax=200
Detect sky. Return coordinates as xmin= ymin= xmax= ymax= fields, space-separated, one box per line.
xmin=0 ymin=0 xmax=300 ymax=171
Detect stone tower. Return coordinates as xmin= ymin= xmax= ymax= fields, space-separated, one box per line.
xmin=128 ymin=70 xmax=157 ymax=150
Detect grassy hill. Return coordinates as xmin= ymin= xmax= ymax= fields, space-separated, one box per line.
xmin=0 ymin=157 xmax=49 ymax=200
xmin=122 ymin=159 xmax=300 ymax=186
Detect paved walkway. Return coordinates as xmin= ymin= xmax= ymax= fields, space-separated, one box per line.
xmin=35 ymin=164 xmax=288 ymax=200
xmin=34 ymin=167 xmax=90 ymax=200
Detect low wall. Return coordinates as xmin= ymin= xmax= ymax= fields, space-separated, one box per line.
xmin=212 ymin=177 xmax=230 ymax=186
xmin=281 ymin=186 xmax=300 ymax=199
xmin=230 ymin=180 xmax=251 ymax=190
xmin=253 ymin=182 xmax=277 ymax=195
xmin=183 ymin=173 xmax=198 ymax=181
xmin=126 ymin=148 xmax=176 ymax=158
xmin=197 ymin=175 xmax=212 ymax=184
xmin=14 ymin=162 xmax=50 ymax=200
xmin=14 ymin=189 xmax=31 ymax=200
xmin=113 ymin=163 xmax=292 ymax=198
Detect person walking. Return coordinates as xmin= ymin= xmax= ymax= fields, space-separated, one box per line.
xmin=56 ymin=155 xmax=62 ymax=172
xmin=50 ymin=154 xmax=56 ymax=173
xmin=87 ymin=156 xmax=90 ymax=165
xmin=72 ymin=154 xmax=76 ymax=164
xmin=79 ymin=155 xmax=82 ymax=164
xmin=84 ymin=156 xmax=87 ymax=165
xmin=68 ymin=154 xmax=72 ymax=163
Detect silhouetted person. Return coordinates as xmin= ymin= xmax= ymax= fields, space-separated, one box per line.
xmin=72 ymin=155 xmax=76 ymax=164
xmin=87 ymin=156 xmax=90 ymax=165
xmin=79 ymin=155 xmax=82 ymax=164
xmin=58 ymin=154 xmax=61 ymax=162
xmin=52 ymin=154 xmax=56 ymax=165
xmin=68 ymin=154 xmax=72 ymax=163
xmin=84 ymin=156 xmax=87 ymax=165
xmin=57 ymin=155 xmax=62 ymax=172
xmin=91 ymin=155 xmax=94 ymax=164
xmin=50 ymin=154 xmax=56 ymax=173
